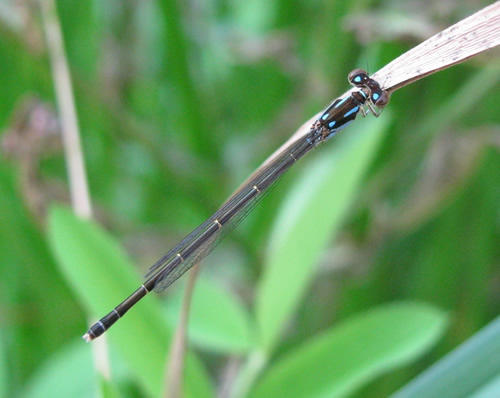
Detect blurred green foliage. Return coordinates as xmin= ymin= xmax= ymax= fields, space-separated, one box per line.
xmin=0 ymin=0 xmax=498 ymax=397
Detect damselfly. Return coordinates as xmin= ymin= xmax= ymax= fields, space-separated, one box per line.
xmin=83 ymin=69 xmax=390 ymax=341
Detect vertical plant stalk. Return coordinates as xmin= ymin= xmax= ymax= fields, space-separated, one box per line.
xmin=38 ymin=0 xmax=92 ymax=219
xmin=164 ymin=265 xmax=200 ymax=398
xmin=38 ymin=0 xmax=110 ymax=379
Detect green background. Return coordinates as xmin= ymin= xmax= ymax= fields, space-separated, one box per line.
xmin=0 ymin=0 xmax=498 ymax=397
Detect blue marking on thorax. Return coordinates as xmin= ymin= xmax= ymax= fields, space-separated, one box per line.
xmin=334 ymin=96 xmax=349 ymax=108
xmin=343 ymin=106 xmax=359 ymax=118
xmin=328 ymin=120 xmax=336 ymax=129
xmin=321 ymin=113 xmax=329 ymax=120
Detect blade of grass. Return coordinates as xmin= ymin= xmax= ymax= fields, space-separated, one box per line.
xmin=392 ymin=316 xmax=500 ymax=398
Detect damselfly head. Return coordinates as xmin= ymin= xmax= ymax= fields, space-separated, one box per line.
xmin=349 ymin=68 xmax=390 ymax=109
xmin=370 ymin=88 xmax=390 ymax=107
xmin=348 ymin=69 xmax=370 ymax=86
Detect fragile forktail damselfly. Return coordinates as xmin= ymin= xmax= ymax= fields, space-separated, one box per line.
xmin=83 ymin=69 xmax=390 ymax=341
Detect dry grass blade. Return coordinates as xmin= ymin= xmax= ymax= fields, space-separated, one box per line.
xmin=373 ymin=1 xmax=500 ymax=92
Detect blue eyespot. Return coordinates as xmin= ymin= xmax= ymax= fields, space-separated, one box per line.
xmin=372 ymin=92 xmax=380 ymax=101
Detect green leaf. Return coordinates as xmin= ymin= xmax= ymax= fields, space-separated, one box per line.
xmin=22 ymin=339 xmax=142 ymax=398
xmin=250 ymin=302 xmax=448 ymax=398
xmin=47 ymin=206 xmax=213 ymax=398
xmin=22 ymin=340 xmax=95 ymax=398
xmin=392 ymin=315 xmax=500 ymax=398
xmin=256 ymin=113 xmax=391 ymax=352
xmin=163 ymin=278 xmax=256 ymax=353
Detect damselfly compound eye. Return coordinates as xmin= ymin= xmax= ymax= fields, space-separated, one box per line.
xmin=371 ymin=89 xmax=389 ymax=107
xmin=348 ymin=69 xmax=369 ymax=86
